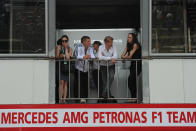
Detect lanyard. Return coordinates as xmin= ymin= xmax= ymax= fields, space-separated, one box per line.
xmin=62 ymin=47 xmax=67 ymax=64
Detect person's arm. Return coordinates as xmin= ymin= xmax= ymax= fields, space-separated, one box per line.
xmin=97 ymin=46 xmax=111 ymax=60
xmin=65 ymin=48 xmax=72 ymax=60
xmin=111 ymin=46 xmax=117 ymax=64
xmin=56 ymin=45 xmax=61 ymax=59
xmin=126 ymin=44 xmax=138 ymax=59
xmin=69 ymin=48 xmax=73 ymax=58
xmin=121 ymin=47 xmax=127 ymax=59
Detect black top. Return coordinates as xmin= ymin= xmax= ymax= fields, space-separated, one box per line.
xmin=126 ymin=43 xmax=142 ymax=74
xmin=127 ymin=43 xmax=141 ymax=60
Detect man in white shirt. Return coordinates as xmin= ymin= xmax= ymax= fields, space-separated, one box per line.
xmin=98 ymin=36 xmax=117 ymax=98
xmin=74 ymin=36 xmax=95 ymax=103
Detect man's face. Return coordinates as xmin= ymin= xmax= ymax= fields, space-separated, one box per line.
xmin=105 ymin=40 xmax=113 ymax=48
xmin=83 ymin=38 xmax=91 ymax=48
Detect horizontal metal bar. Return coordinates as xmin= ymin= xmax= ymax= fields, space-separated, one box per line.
xmin=150 ymin=53 xmax=196 ymax=57
xmin=149 ymin=56 xmax=196 ymax=59
xmin=59 ymin=98 xmax=138 ymax=100
xmin=55 ymin=59 xmax=142 ymax=62
xmin=1 ymin=56 xmax=196 ymax=60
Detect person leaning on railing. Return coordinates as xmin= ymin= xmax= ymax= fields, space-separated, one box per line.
xmin=121 ymin=33 xmax=141 ymax=103
xmin=56 ymin=35 xmax=72 ymax=104
xmin=92 ymin=41 xmax=102 ymax=97
xmin=98 ymin=36 xmax=117 ymax=100
xmin=73 ymin=36 xmax=95 ymax=104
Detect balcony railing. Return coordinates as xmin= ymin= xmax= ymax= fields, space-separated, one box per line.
xmin=56 ymin=59 xmax=142 ymax=104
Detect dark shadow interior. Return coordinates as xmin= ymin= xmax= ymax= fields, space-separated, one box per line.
xmin=56 ymin=0 xmax=140 ymax=29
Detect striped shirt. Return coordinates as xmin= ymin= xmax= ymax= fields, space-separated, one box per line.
xmin=74 ymin=43 xmax=95 ymax=72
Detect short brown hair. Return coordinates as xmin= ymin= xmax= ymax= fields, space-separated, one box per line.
xmin=104 ymin=36 xmax=113 ymax=43
xmin=81 ymin=36 xmax=90 ymax=43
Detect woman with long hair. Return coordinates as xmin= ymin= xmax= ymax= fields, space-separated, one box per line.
xmin=121 ymin=33 xmax=141 ymax=103
xmin=56 ymin=35 xmax=72 ymax=104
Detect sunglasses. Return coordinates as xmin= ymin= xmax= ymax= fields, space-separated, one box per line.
xmin=62 ymin=40 xmax=68 ymax=43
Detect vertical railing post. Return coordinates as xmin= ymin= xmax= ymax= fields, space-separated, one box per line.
xmin=69 ymin=60 xmax=71 ymax=98
xmin=59 ymin=60 xmax=61 ymax=103
xmin=98 ymin=59 xmax=100 ymax=98
xmin=78 ymin=61 xmax=80 ymax=98
xmin=126 ymin=62 xmax=129 ymax=98
xmin=116 ymin=61 xmax=119 ymax=98
xmin=136 ymin=60 xmax=138 ymax=103
xmin=107 ymin=60 xmax=109 ymax=98
xmin=88 ymin=60 xmax=90 ymax=98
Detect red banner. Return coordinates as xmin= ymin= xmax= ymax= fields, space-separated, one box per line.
xmin=0 ymin=104 xmax=196 ymax=131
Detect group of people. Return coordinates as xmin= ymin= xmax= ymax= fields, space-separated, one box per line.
xmin=56 ymin=33 xmax=141 ymax=104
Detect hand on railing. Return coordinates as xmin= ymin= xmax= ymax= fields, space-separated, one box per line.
xmin=111 ymin=58 xmax=116 ymax=64
xmin=83 ymin=55 xmax=91 ymax=59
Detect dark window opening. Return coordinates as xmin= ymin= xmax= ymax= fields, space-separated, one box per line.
xmin=0 ymin=0 xmax=46 ymax=54
xmin=56 ymin=0 xmax=140 ymax=29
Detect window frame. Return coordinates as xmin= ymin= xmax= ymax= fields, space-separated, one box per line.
xmin=0 ymin=0 xmax=48 ymax=57
xmin=149 ymin=0 xmax=196 ymax=57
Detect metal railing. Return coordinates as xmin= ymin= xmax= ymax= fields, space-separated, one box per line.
xmin=56 ymin=59 xmax=142 ymax=104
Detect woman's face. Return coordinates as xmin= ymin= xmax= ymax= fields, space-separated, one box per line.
xmin=93 ymin=44 xmax=99 ymax=51
xmin=127 ymin=34 xmax=133 ymax=44
xmin=62 ymin=37 xmax=69 ymax=48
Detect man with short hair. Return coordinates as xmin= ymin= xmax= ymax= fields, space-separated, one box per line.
xmin=92 ymin=41 xmax=102 ymax=97
xmin=74 ymin=36 xmax=95 ymax=103
xmin=98 ymin=36 xmax=117 ymax=99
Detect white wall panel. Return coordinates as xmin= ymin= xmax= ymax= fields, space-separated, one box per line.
xmin=149 ymin=59 xmax=185 ymax=103
xmin=183 ymin=59 xmax=196 ymax=103
xmin=0 ymin=60 xmax=49 ymax=104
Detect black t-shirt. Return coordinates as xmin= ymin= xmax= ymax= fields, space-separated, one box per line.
xmin=127 ymin=43 xmax=142 ymax=74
